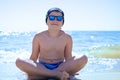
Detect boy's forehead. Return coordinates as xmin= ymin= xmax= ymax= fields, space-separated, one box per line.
xmin=49 ymin=11 xmax=62 ymax=16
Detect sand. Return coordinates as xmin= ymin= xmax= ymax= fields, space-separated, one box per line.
xmin=78 ymin=71 xmax=120 ymax=80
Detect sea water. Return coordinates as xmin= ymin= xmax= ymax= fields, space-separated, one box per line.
xmin=0 ymin=31 xmax=120 ymax=80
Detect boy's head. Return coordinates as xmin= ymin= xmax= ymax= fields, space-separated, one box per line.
xmin=46 ymin=7 xmax=64 ymax=24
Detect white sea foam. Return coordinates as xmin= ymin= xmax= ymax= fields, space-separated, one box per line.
xmin=0 ymin=50 xmax=31 ymax=63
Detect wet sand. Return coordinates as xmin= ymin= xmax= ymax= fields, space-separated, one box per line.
xmin=77 ymin=71 xmax=120 ymax=80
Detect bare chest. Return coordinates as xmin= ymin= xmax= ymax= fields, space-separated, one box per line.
xmin=40 ymin=37 xmax=66 ymax=51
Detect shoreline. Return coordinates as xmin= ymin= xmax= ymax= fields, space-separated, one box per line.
xmin=78 ymin=71 xmax=120 ymax=80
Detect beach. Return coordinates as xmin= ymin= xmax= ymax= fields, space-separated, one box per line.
xmin=80 ymin=71 xmax=120 ymax=80
xmin=0 ymin=31 xmax=120 ymax=80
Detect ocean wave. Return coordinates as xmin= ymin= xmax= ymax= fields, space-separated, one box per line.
xmin=0 ymin=49 xmax=31 ymax=63
xmin=0 ymin=31 xmax=36 ymax=36
xmin=88 ymin=45 xmax=120 ymax=58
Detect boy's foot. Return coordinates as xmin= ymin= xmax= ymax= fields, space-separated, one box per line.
xmin=61 ymin=71 xmax=69 ymax=80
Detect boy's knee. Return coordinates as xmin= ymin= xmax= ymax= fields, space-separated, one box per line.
xmin=82 ymin=55 xmax=88 ymax=64
xmin=15 ymin=58 xmax=23 ymax=68
xmin=79 ymin=54 xmax=88 ymax=64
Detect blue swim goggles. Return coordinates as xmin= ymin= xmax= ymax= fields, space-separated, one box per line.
xmin=49 ymin=15 xmax=63 ymax=21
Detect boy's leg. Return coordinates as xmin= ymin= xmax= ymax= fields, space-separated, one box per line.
xmin=15 ymin=58 xmax=62 ymax=78
xmin=55 ymin=55 xmax=88 ymax=75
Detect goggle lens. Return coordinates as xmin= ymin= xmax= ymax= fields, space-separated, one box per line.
xmin=49 ymin=15 xmax=63 ymax=21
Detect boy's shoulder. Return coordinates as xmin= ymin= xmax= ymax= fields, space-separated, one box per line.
xmin=62 ymin=31 xmax=72 ymax=40
xmin=33 ymin=31 xmax=47 ymax=39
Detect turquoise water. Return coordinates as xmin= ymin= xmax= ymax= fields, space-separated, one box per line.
xmin=0 ymin=31 xmax=120 ymax=80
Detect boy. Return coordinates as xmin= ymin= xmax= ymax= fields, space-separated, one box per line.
xmin=16 ymin=7 xmax=88 ymax=80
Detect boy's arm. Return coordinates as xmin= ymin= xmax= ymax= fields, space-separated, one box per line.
xmin=64 ymin=34 xmax=73 ymax=61
xmin=30 ymin=34 xmax=40 ymax=62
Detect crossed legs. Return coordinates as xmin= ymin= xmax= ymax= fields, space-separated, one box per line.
xmin=16 ymin=55 xmax=88 ymax=80
xmin=55 ymin=55 xmax=88 ymax=75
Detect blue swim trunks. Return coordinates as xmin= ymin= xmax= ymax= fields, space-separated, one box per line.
xmin=39 ymin=61 xmax=63 ymax=70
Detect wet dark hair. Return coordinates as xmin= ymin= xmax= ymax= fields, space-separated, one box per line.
xmin=45 ymin=7 xmax=64 ymax=24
